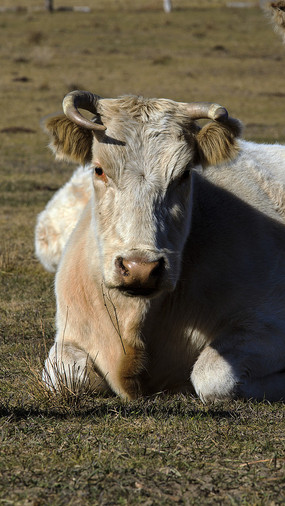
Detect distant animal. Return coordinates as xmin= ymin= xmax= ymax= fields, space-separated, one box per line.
xmin=36 ymin=90 xmax=285 ymax=402
xmin=262 ymin=0 xmax=285 ymax=44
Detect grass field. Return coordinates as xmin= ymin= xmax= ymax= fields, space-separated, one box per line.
xmin=1 ymin=0 xmax=285 ymax=504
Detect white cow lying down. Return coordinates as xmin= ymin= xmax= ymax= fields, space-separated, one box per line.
xmin=36 ymin=90 xmax=285 ymax=402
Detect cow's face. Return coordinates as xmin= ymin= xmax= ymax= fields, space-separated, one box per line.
xmin=46 ymin=93 xmax=241 ymax=297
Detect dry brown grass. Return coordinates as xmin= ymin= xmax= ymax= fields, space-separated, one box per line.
xmin=1 ymin=1 xmax=285 ymax=504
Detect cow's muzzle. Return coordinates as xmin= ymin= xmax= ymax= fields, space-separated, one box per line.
xmin=115 ymin=256 xmax=165 ymax=296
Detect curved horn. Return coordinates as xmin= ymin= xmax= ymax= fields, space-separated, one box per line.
xmin=183 ymin=102 xmax=228 ymax=121
xmin=62 ymin=90 xmax=106 ymax=131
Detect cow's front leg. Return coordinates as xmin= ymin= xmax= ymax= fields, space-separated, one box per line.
xmin=43 ymin=342 xmax=110 ymax=395
xmin=114 ymin=342 xmax=146 ymax=400
xmin=191 ymin=345 xmax=239 ymax=402
xmin=191 ymin=335 xmax=285 ymax=402
xmin=43 ymin=339 xmax=146 ymax=400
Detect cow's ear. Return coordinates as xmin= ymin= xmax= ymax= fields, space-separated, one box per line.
xmin=44 ymin=115 xmax=93 ymax=164
xmin=195 ymin=117 xmax=242 ymax=168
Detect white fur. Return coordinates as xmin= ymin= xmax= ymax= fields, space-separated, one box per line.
xmin=37 ymin=96 xmax=285 ymax=402
xmin=35 ymin=166 xmax=92 ymax=272
xmin=36 ymin=140 xmax=285 ymax=273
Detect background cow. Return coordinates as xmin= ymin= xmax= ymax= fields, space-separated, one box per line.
xmin=262 ymin=1 xmax=285 ymax=44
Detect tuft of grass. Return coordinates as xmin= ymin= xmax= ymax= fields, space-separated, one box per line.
xmin=27 ymin=30 xmax=45 ymax=45
xmin=26 ymin=357 xmax=94 ymax=412
xmin=0 ymin=243 xmax=17 ymax=274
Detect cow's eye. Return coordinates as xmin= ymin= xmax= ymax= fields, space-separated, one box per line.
xmin=93 ymin=166 xmax=108 ymax=183
xmin=94 ymin=166 xmax=104 ymax=176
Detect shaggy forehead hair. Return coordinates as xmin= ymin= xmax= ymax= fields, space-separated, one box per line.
xmin=97 ymin=95 xmax=198 ymax=131
xmin=94 ymin=96 xmax=199 ymax=183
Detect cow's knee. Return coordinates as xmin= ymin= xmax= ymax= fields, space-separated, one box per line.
xmin=191 ymin=346 xmax=239 ymax=402
xmin=43 ymin=343 xmax=89 ymax=391
xmin=42 ymin=343 xmax=108 ymax=394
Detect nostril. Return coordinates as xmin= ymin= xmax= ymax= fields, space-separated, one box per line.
xmin=115 ymin=256 xmax=129 ymax=277
xmin=151 ymin=257 xmax=165 ymax=278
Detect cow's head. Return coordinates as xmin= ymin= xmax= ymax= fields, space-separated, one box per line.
xmin=45 ymin=91 xmax=241 ymax=297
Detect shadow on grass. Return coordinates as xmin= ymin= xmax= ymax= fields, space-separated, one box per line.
xmin=0 ymin=395 xmax=241 ymax=421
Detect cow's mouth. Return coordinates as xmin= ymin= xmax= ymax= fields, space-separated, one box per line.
xmin=118 ymin=285 xmax=161 ymax=298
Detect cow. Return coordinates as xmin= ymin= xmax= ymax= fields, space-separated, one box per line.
xmin=262 ymin=1 xmax=285 ymax=44
xmin=37 ymin=90 xmax=285 ymax=402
